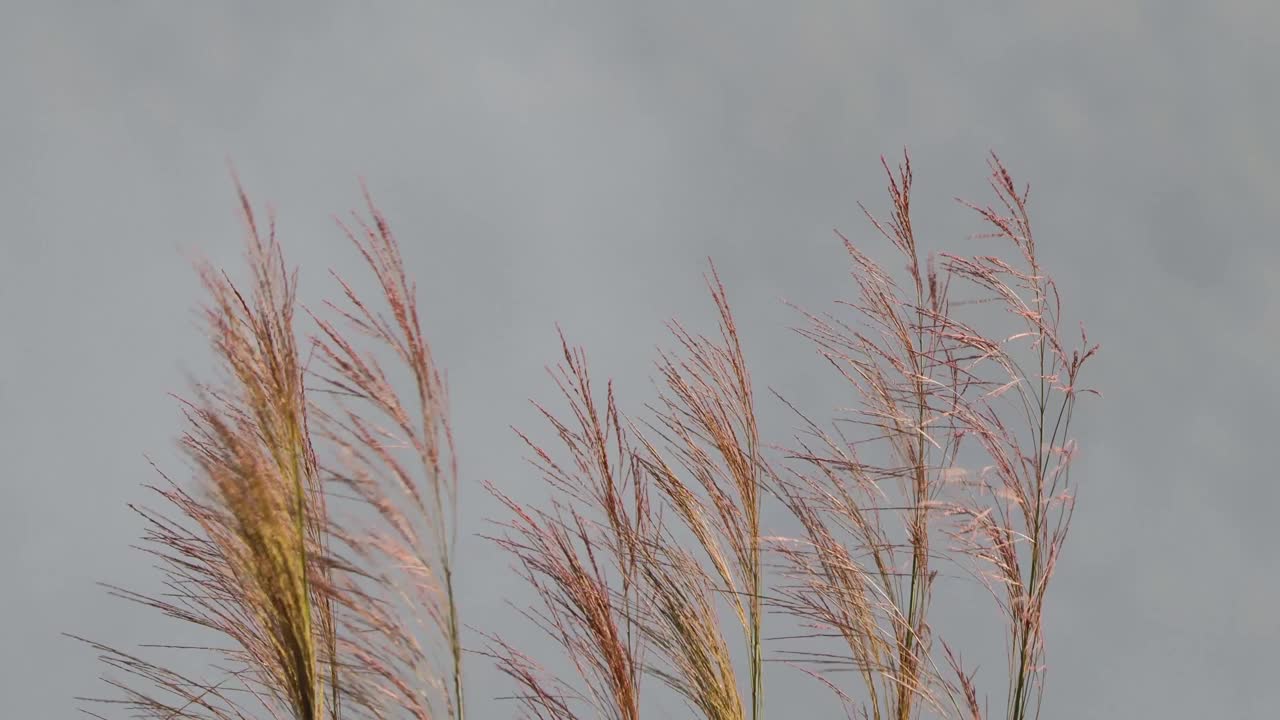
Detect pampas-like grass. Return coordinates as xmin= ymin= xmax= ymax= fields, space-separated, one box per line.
xmin=79 ymin=152 xmax=1096 ymax=720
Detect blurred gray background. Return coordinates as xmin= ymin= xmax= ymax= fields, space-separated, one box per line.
xmin=2 ymin=2 xmax=1276 ymax=717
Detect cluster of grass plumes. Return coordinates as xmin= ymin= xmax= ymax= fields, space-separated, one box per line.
xmin=480 ymin=270 xmax=770 ymax=720
xmin=763 ymin=155 xmax=1097 ymax=720
xmin=482 ymin=152 xmax=1097 ymax=720
xmin=80 ymin=151 xmax=1096 ymax=720
xmin=76 ymin=186 xmax=466 ymax=720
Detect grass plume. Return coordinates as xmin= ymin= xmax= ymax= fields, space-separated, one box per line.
xmin=482 ymin=334 xmax=647 ymax=720
xmin=308 ymin=188 xmax=467 ymax=720
xmin=76 ymin=184 xmax=337 ymax=720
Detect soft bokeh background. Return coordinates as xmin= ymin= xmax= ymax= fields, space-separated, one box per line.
xmin=3 ymin=2 xmax=1276 ymax=717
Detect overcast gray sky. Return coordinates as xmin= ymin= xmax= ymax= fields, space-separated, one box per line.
xmin=3 ymin=2 xmax=1277 ymax=718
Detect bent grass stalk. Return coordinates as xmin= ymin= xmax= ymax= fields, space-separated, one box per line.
xmin=309 ymin=188 xmax=466 ymax=720
xmin=480 ymin=333 xmax=648 ymax=720
xmin=75 ymin=185 xmax=335 ymax=720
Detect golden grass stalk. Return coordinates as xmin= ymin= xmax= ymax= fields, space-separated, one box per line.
xmin=77 ymin=184 xmax=338 ymax=720
xmin=633 ymin=539 xmax=745 ymax=720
